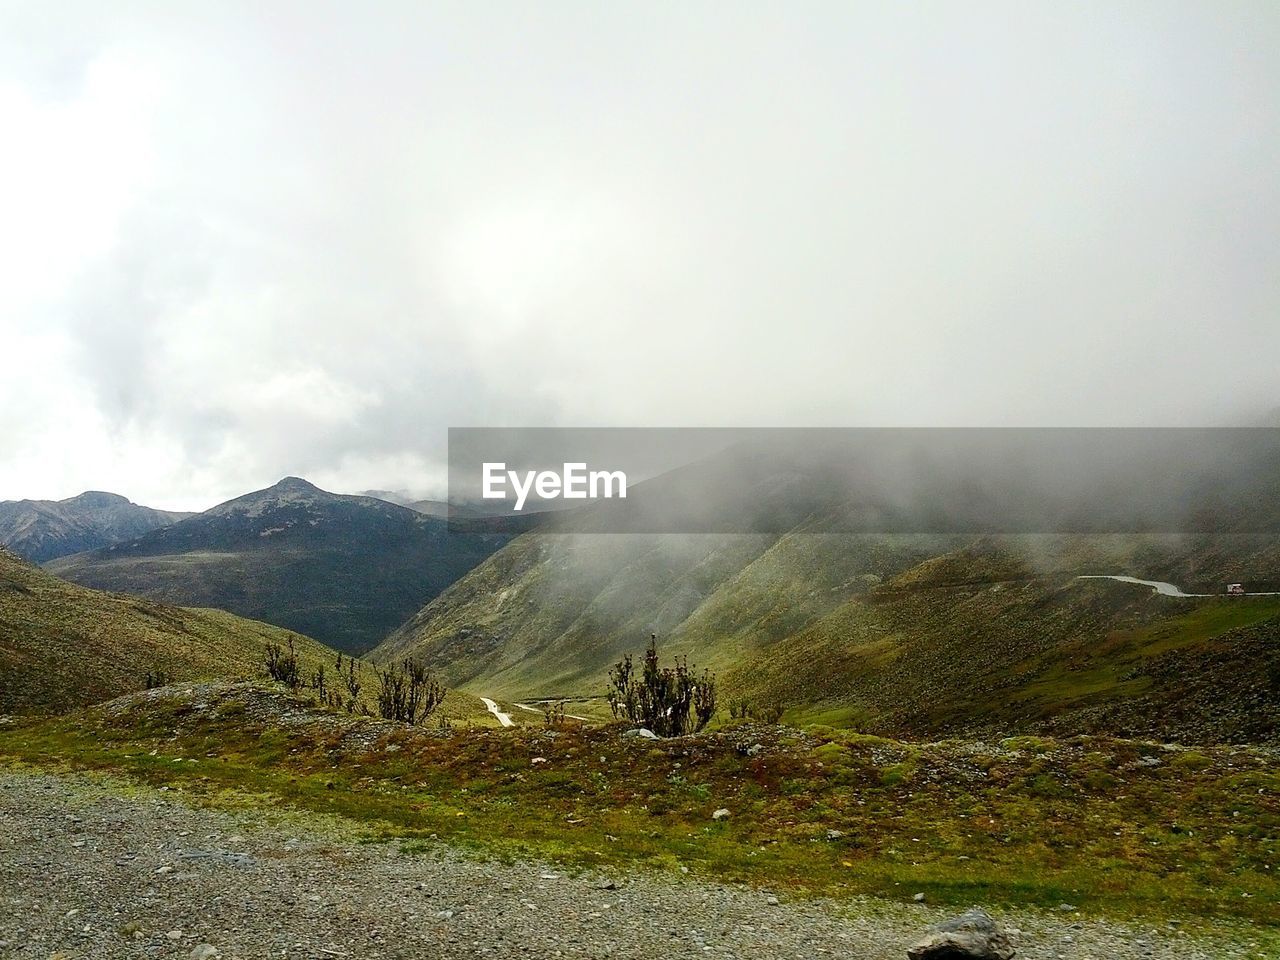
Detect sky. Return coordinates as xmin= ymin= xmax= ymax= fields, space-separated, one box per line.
xmin=1 ymin=1 xmax=1277 ymax=511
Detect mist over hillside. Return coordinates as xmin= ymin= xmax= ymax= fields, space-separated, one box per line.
xmin=376 ymin=432 xmax=1280 ymax=744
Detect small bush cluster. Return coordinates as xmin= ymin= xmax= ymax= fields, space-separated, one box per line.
xmin=608 ymin=636 xmax=716 ymax=737
xmin=264 ymin=638 xmax=300 ymax=688
xmin=728 ymin=697 xmax=784 ymax=724
xmin=376 ymin=659 xmax=444 ymax=724
xmin=144 ymin=670 xmax=170 ymax=689
xmin=263 ymin=644 xmax=372 ymax=715
xmin=543 ymin=700 xmax=566 ymax=727
xmin=335 ymin=652 xmax=365 ymax=713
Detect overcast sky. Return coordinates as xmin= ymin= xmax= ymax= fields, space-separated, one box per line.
xmin=1 ymin=2 xmax=1277 ymax=510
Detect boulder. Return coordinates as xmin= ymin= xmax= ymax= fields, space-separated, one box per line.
xmin=906 ymin=908 xmax=1015 ymax=960
xmin=622 ymin=728 xmax=660 ymax=740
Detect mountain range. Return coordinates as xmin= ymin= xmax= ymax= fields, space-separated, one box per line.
xmin=0 ymin=491 xmax=192 ymax=563
xmin=10 ymin=433 xmax=1279 ymax=744
xmin=47 ymin=478 xmax=512 ymax=653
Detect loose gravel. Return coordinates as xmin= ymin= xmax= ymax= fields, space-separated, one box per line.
xmin=0 ymin=768 xmax=1270 ymax=960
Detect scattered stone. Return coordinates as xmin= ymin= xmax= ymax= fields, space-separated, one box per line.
xmin=190 ymin=946 xmax=220 ymax=960
xmin=913 ymin=892 xmax=926 ymax=903
xmin=1058 ymin=903 xmax=1077 ymax=912
xmin=711 ymin=808 xmax=731 ymax=821
xmin=166 ymin=929 xmax=185 ymax=941
xmin=155 ymin=865 xmax=174 ymax=875
xmin=825 ymin=829 xmax=845 ymax=840
xmin=597 ymin=879 xmax=619 ymax=890
xmin=766 ymin=895 xmax=780 ymax=906
xmin=622 ymin=728 xmax=660 ymax=740
xmin=907 ymin=908 xmax=1015 ymax=960
xmin=436 ymin=909 xmax=455 ymax=920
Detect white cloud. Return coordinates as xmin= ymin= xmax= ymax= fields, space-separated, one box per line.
xmin=1 ymin=2 xmax=1277 ymax=508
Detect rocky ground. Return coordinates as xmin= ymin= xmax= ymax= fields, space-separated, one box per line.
xmin=0 ymin=769 xmax=1272 ymax=960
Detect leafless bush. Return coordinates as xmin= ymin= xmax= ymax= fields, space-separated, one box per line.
xmin=341 ymin=656 xmax=362 ymax=713
xmin=728 ymin=697 xmax=784 ymax=724
xmin=543 ymin=700 xmax=566 ymax=727
xmin=310 ymin=664 xmax=327 ymax=701
xmin=609 ymin=635 xmax=716 ymax=736
xmin=376 ymin=659 xmax=444 ymax=724
xmin=264 ymin=638 xmax=300 ymax=688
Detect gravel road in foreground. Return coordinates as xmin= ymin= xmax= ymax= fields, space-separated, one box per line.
xmin=0 ymin=768 xmax=1270 ymax=960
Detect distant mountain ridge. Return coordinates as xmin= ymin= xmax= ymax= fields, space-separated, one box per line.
xmin=48 ymin=477 xmax=513 ymax=653
xmin=0 ymin=491 xmax=192 ymax=563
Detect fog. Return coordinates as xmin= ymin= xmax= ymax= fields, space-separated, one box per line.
xmin=1 ymin=2 xmax=1277 ymax=510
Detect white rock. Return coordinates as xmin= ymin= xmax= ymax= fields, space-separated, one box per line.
xmin=711 ymin=808 xmax=731 ymax=821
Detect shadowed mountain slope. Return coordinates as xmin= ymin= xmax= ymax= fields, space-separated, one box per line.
xmin=48 ymin=478 xmax=511 ymax=653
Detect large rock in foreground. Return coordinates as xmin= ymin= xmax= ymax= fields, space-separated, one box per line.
xmin=907 ymin=908 xmax=1016 ymax=960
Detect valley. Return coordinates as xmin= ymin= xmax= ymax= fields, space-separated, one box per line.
xmin=46 ymin=478 xmax=513 ymax=653
xmin=369 ymin=531 xmax=1280 ymax=745
xmin=3 ymin=473 xmax=1278 ymax=958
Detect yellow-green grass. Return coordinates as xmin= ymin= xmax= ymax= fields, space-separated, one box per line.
xmin=2 ymin=683 xmax=1275 ymax=929
xmin=1001 ymin=597 xmax=1280 ymax=717
xmin=0 ymin=548 xmax=336 ymax=713
xmin=0 ymin=549 xmax=501 ymax=725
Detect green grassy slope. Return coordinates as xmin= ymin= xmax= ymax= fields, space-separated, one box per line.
xmin=372 ymin=533 xmax=779 ymax=694
xmin=373 ymin=532 xmax=1280 ymax=742
xmin=0 ymin=546 xmax=502 ymax=725
xmin=0 ymin=547 xmax=342 ymax=713
xmin=733 ymin=543 xmax=1280 ymax=743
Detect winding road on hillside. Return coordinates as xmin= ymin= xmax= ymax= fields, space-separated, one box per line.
xmin=479 ymin=697 xmax=514 ymax=727
xmin=1075 ymin=575 xmax=1280 ymax=597
xmin=514 ymin=702 xmax=592 ymax=722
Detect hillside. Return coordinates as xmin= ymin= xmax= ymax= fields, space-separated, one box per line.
xmin=47 ymin=478 xmax=511 ymax=653
xmin=0 ymin=491 xmax=191 ymax=563
xmin=373 ymin=531 xmax=1280 ymax=743
xmin=0 ymin=546 xmax=337 ymax=713
xmin=729 ymin=539 xmax=1280 ymax=742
